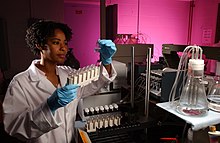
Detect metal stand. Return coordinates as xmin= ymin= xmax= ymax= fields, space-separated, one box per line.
xmin=130 ymin=46 xmax=135 ymax=108
xmin=145 ymin=48 xmax=151 ymax=119
xmin=129 ymin=46 xmax=152 ymax=118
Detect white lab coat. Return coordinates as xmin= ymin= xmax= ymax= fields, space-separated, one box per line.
xmin=3 ymin=59 xmax=117 ymax=143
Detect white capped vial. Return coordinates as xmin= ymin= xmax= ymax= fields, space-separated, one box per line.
xmin=100 ymin=106 xmax=104 ymax=112
xmin=109 ymin=104 xmax=114 ymax=111
xmin=95 ymin=106 xmax=100 ymax=113
xmin=89 ymin=107 xmax=95 ymax=114
xmin=104 ymin=105 xmax=109 ymax=112
xmin=112 ymin=103 xmax=119 ymax=110
xmin=84 ymin=108 xmax=90 ymax=115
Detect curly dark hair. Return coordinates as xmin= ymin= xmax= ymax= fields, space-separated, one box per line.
xmin=25 ymin=20 xmax=72 ymax=56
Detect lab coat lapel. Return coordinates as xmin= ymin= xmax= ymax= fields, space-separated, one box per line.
xmin=57 ymin=67 xmax=69 ymax=87
xmin=28 ymin=60 xmax=57 ymax=94
xmin=37 ymin=77 xmax=56 ymax=94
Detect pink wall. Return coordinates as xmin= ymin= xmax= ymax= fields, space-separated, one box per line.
xmin=64 ymin=0 xmax=220 ymax=67
xmin=64 ymin=3 xmax=100 ymax=67
xmin=191 ymin=0 xmax=220 ymax=46
xmin=107 ymin=0 xmax=190 ymax=61
xmin=107 ymin=0 xmax=220 ymax=61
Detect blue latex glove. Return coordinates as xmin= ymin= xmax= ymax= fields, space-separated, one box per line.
xmin=98 ymin=39 xmax=117 ymax=65
xmin=47 ymin=84 xmax=79 ymax=113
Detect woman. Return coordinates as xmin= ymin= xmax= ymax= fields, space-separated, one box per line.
xmin=3 ymin=20 xmax=117 ymax=143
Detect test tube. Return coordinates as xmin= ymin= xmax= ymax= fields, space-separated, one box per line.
xmin=67 ymin=72 xmax=74 ymax=84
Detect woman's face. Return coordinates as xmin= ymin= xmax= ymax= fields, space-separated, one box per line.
xmin=41 ymin=29 xmax=68 ymax=64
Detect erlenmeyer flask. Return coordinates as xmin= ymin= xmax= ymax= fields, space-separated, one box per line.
xmin=176 ymin=59 xmax=208 ymax=116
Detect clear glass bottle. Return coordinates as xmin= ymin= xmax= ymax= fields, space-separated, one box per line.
xmin=176 ymin=59 xmax=209 ymax=116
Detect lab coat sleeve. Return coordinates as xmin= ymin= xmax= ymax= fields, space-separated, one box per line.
xmin=79 ymin=63 xmax=117 ymax=98
xmin=3 ymin=78 xmax=61 ymax=141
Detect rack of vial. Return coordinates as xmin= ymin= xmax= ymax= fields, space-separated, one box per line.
xmin=84 ymin=103 xmax=122 ymax=133
xmin=67 ymin=64 xmax=100 ymax=87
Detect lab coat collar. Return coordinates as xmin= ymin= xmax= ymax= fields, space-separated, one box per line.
xmin=56 ymin=66 xmax=69 ymax=87
xmin=28 ymin=59 xmax=42 ymax=82
xmin=57 ymin=67 xmax=68 ymax=87
xmin=28 ymin=59 xmax=69 ymax=88
xmin=28 ymin=59 xmax=61 ymax=94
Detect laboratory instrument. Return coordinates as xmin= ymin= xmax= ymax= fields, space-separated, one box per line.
xmin=76 ymin=44 xmax=156 ymax=143
xmin=169 ymin=45 xmax=208 ymax=116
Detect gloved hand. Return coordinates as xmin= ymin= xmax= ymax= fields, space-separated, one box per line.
xmin=98 ymin=39 xmax=117 ymax=65
xmin=47 ymin=84 xmax=79 ymax=113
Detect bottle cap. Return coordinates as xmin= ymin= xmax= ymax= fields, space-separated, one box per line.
xmin=209 ymin=126 xmax=216 ymax=132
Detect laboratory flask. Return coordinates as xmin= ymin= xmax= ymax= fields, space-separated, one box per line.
xmin=207 ymin=76 xmax=220 ymax=112
xmin=176 ymin=58 xmax=208 ymax=116
xmin=168 ymin=46 xmax=209 ymax=116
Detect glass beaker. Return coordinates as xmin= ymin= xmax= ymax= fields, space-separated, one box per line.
xmin=176 ymin=59 xmax=208 ymax=116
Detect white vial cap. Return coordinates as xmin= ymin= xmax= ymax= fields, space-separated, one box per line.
xmin=89 ymin=107 xmax=94 ymax=113
xmin=85 ymin=108 xmax=89 ymax=114
xmin=100 ymin=106 xmax=104 ymax=112
xmin=104 ymin=105 xmax=109 ymax=111
xmin=95 ymin=106 xmax=99 ymax=112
